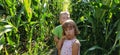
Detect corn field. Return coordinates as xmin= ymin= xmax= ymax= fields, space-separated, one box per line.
xmin=0 ymin=0 xmax=120 ymax=55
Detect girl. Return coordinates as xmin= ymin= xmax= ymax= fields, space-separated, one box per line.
xmin=60 ymin=19 xmax=80 ymax=55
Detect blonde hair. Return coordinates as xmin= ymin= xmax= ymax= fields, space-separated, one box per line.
xmin=60 ymin=11 xmax=70 ymax=18
xmin=62 ymin=19 xmax=80 ymax=35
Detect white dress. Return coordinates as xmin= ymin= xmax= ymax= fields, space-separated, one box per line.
xmin=61 ymin=38 xmax=80 ymax=55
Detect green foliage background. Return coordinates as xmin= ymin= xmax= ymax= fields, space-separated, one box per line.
xmin=0 ymin=0 xmax=120 ymax=55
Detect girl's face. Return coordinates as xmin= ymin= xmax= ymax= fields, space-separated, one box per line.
xmin=59 ymin=14 xmax=69 ymax=24
xmin=64 ymin=24 xmax=75 ymax=40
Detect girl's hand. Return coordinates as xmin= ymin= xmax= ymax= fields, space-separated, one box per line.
xmin=61 ymin=36 xmax=66 ymax=40
xmin=57 ymin=36 xmax=66 ymax=49
xmin=54 ymin=36 xmax=59 ymax=43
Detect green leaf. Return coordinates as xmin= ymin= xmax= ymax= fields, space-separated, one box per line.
xmin=5 ymin=0 xmax=12 ymax=7
xmin=80 ymin=16 xmax=85 ymax=23
xmin=105 ymin=20 xmax=119 ymax=41
xmin=116 ymin=20 xmax=120 ymax=40
xmin=88 ymin=46 xmax=103 ymax=51
xmin=0 ymin=25 xmax=12 ymax=36
xmin=84 ymin=45 xmax=104 ymax=55
xmin=0 ymin=36 xmax=5 ymax=44
xmin=114 ymin=0 xmax=119 ymax=4
xmin=116 ymin=31 xmax=120 ymax=40
xmin=0 ymin=45 xmax=3 ymax=51
xmin=7 ymin=36 xmax=15 ymax=46
xmin=30 ymin=21 xmax=37 ymax=25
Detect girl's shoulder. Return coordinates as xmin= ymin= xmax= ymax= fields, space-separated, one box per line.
xmin=73 ymin=39 xmax=81 ymax=47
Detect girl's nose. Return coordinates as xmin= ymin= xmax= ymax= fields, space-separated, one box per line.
xmin=67 ymin=31 xmax=71 ymax=34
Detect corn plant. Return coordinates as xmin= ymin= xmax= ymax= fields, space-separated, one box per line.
xmin=0 ymin=0 xmax=120 ymax=55
xmin=71 ymin=0 xmax=120 ymax=55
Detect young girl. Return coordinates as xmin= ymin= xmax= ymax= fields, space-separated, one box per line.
xmin=60 ymin=19 xmax=80 ymax=55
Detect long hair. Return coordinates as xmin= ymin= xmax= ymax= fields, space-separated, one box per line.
xmin=62 ymin=19 xmax=80 ymax=36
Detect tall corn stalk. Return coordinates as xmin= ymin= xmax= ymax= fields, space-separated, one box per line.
xmin=4 ymin=0 xmax=20 ymax=47
xmin=62 ymin=0 xmax=71 ymax=11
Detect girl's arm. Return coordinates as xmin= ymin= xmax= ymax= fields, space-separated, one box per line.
xmin=57 ymin=36 xmax=66 ymax=55
xmin=72 ymin=40 xmax=80 ymax=55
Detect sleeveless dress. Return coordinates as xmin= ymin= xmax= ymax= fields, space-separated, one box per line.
xmin=61 ymin=38 xmax=80 ymax=55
